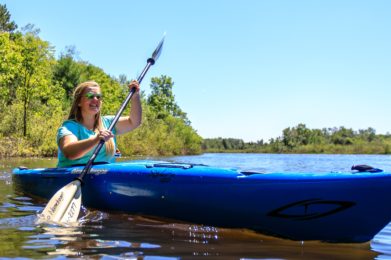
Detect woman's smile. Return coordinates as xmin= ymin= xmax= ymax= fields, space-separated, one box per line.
xmin=80 ymin=87 xmax=102 ymax=114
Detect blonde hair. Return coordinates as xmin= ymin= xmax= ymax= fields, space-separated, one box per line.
xmin=69 ymin=81 xmax=115 ymax=156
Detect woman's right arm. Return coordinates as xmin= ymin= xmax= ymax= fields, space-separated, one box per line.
xmin=59 ymin=130 xmax=114 ymax=160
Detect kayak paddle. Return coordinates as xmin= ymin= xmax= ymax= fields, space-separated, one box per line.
xmin=38 ymin=35 xmax=165 ymax=224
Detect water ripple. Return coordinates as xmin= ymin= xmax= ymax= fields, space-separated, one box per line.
xmin=372 ymin=223 xmax=391 ymax=259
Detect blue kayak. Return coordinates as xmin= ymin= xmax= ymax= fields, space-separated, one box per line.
xmin=12 ymin=160 xmax=391 ymax=243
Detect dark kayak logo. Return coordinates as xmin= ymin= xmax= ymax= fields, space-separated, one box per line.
xmin=71 ymin=169 xmax=108 ymax=175
xmin=267 ymin=199 xmax=356 ymax=220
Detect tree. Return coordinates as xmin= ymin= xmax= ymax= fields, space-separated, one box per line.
xmin=358 ymin=127 xmax=376 ymax=142
xmin=0 ymin=4 xmax=17 ymax=33
xmin=117 ymin=74 xmax=128 ymax=85
xmin=330 ymin=127 xmax=355 ymax=145
xmin=282 ymin=123 xmax=312 ymax=148
xmin=0 ymin=32 xmax=22 ymax=105
xmin=52 ymin=46 xmax=81 ymax=99
xmin=15 ymin=27 xmax=56 ymax=136
xmin=147 ymin=75 xmax=190 ymax=124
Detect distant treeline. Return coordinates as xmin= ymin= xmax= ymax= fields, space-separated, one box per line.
xmin=0 ymin=5 xmax=202 ymax=157
xmin=203 ymin=123 xmax=391 ymax=154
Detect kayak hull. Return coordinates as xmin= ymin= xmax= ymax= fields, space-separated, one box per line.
xmin=12 ymin=160 xmax=391 ymax=243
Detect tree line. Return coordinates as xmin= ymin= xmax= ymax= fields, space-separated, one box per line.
xmin=0 ymin=4 xmax=202 ymax=157
xmin=203 ymin=123 xmax=391 ymax=154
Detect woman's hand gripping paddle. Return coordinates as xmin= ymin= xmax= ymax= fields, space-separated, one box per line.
xmin=38 ymin=35 xmax=165 ymax=224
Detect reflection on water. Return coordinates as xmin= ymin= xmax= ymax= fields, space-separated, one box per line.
xmin=372 ymin=225 xmax=391 ymax=259
xmin=1 ymin=154 xmax=391 ymax=258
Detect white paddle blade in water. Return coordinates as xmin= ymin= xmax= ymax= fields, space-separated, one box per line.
xmin=38 ymin=180 xmax=82 ymax=223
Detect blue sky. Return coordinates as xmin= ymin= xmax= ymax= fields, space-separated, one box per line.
xmin=3 ymin=0 xmax=391 ymax=142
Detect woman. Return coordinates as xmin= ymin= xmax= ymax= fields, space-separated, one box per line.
xmin=57 ymin=80 xmax=141 ymax=167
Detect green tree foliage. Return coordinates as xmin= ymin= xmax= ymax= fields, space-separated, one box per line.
xmin=147 ymin=75 xmax=190 ymax=124
xmin=203 ymin=124 xmax=391 ymax=154
xmin=0 ymin=4 xmax=17 ymax=32
xmin=52 ymin=46 xmax=81 ymax=99
xmin=15 ymin=27 xmax=57 ymax=137
xmin=0 ymin=32 xmax=22 ymax=105
xmin=0 ymin=24 xmax=66 ymax=156
xmin=202 ymin=138 xmax=245 ymax=152
xmin=282 ymin=123 xmax=312 ymax=148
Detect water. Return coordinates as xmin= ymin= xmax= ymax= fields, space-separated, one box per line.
xmin=1 ymin=153 xmax=391 ymax=259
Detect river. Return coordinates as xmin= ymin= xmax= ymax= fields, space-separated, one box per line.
xmin=1 ymin=153 xmax=391 ymax=259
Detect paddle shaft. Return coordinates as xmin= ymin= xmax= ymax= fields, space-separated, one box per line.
xmin=77 ymin=58 xmax=156 ymax=181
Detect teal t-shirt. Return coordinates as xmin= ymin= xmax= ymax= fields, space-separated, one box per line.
xmin=57 ymin=116 xmax=117 ymax=167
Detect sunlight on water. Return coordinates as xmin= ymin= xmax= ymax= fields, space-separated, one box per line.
xmin=169 ymin=153 xmax=391 ymax=173
xmin=372 ymin=224 xmax=391 ymax=259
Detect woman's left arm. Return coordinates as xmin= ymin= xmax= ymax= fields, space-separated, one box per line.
xmin=116 ymin=80 xmax=142 ymax=135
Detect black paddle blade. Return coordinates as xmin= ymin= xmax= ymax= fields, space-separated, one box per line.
xmin=149 ymin=34 xmax=165 ymax=64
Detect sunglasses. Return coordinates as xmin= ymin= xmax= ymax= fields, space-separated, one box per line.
xmin=85 ymin=93 xmax=103 ymax=100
